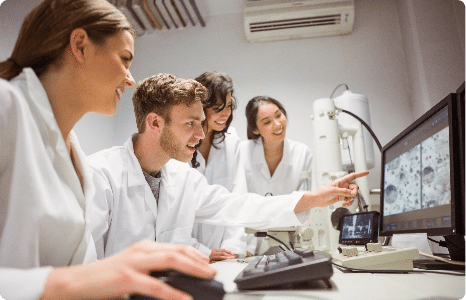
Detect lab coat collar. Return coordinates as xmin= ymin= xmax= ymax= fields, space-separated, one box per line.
xmin=122 ymin=135 xmax=177 ymax=224
xmin=254 ymin=138 xmax=292 ymax=179
xmin=11 ymin=68 xmax=85 ymax=204
xmin=123 ymin=135 xmax=176 ymax=188
xmin=252 ymin=138 xmax=266 ymax=165
xmin=12 ymin=68 xmax=66 ymax=156
xmin=123 ymin=135 xmax=147 ymax=188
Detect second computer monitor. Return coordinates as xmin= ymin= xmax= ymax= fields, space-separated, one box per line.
xmin=379 ymin=92 xmax=464 ymax=249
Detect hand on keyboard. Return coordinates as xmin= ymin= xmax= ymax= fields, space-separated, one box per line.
xmin=234 ymin=248 xmax=333 ymax=290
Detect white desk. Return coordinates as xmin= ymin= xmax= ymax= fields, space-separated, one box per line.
xmin=212 ymin=260 xmax=465 ymax=300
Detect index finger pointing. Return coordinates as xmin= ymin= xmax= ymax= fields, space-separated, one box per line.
xmin=343 ymin=170 xmax=369 ymax=182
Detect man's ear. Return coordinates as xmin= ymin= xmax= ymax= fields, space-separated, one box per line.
xmin=69 ymin=28 xmax=89 ymax=63
xmin=146 ymin=112 xmax=163 ymax=133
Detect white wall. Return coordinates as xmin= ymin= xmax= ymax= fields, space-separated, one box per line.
xmin=105 ymin=0 xmax=461 ymax=208
xmin=396 ymin=0 xmax=465 ymax=118
xmin=1 ymin=0 xmax=464 ymax=209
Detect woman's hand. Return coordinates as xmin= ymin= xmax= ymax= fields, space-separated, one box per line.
xmin=294 ymin=171 xmax=369 ymax=213
xmin=41 ymin=240 xmax=215 ymax=300
xmin=209 ymin=249 xmax=237 ymax=263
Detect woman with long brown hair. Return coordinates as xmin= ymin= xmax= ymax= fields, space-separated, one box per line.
xmin=190 ymin=71 xmax=246 ymax=262
xmin=0 ymin=0 xmax=214 ymax=299
xmin=233 ymin=96 xmax=314 ymax=255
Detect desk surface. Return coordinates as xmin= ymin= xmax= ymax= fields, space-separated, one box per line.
xmin=212 ymin=260 xmax=465 ymax=300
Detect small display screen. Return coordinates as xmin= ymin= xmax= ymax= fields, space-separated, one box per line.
xmin=339 ymin=212 xmax=379 ymax=245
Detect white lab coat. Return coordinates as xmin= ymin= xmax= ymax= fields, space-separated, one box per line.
xmin=89 ymin=136 xmax=309 ymax=259
xmin=0 ymin=68 xmax=97 ymax=300
xmin=232 ymin=138 xmax=313 ymax=254
xmin=233 ymin=138 xmax=313 ymax=195
xmin=190 ymin=127 xmax=246 ymax=256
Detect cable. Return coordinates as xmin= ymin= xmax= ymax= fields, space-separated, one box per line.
xmin=266 ymin=234 xmax=293 ymax=250
xmin=330 ymin=83 xmax=349 ymax=99
xmin=419 ymin=252 xmax=466 ymax=266
xmin=428 ymin=237 xmax=447 ymax=248
xmin=338 ymin=108 xmax=382 ymax=151
xmin=356 ymin=193 xmax=369 ymax=212
xmin=331 ymin=262 xmax=465 ymax=276
xmin=254 ymin=232 xmax=292 ymax=251
xmin=346 ymin=142 xmax=355 ymax=172
xmin=382 ymin=236 xmax=391 ymax=246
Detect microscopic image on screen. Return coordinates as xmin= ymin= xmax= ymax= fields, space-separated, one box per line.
xmin=341 ymin=214 xmax=372 ymax=239
xmin=421 ymin=127 xmax=451 ymax=207
xmin=383 ymin=145 xmax=422 ymax=216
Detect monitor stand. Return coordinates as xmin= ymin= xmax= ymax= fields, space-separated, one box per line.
xmin=413 ymin=235 xmax=465 ymax=271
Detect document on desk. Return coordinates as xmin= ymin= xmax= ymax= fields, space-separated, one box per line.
xmin=391 ymin=233 xmax=433 ymax=255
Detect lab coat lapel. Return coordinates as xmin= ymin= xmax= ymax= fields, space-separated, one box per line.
xmin=155 ymin=162 xmax=177 ymax=237
xmin=68 ymin=132 xmax=97 ymax=264
xmin=16 ymin=68 xmax=95 ymax=263
xmin=254 ymin=139 xmax=271 ymax=180
xmin=203 ymin=141 xmax=220 ymax=180
xmin=19 ymin=68 xmax=85 ymax=208
xmin=195 ymin=149 xmax=207 ymax=174
xmin=273 ymin=139 xmax=291 ymax=178
xmin=124 ymin=136 xmax=158 ymax=220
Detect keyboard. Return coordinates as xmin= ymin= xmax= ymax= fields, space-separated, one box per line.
xmin=331 ymin=245 xmax=420 ymax=270
xmin=234 ymin=248 xmax=333 ymax=290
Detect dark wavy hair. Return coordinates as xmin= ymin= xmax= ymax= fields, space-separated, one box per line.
xmin=245 ymin=96 xmax=287 ymax=140
xmin=191 ymin=71 xmax=237 ymax=168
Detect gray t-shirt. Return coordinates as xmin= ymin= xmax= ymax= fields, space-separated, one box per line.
xmin=142 ymin=169 xmax=162 ymax=203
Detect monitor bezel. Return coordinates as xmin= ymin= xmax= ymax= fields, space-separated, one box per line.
xmin=455 ymin=82 xmax=465 ymax=234
xmin=379 ymin=93 xmax=464 ymax=237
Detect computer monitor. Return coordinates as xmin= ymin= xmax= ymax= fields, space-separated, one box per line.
xmin=379 ymin=91 xmax=465 ymax=263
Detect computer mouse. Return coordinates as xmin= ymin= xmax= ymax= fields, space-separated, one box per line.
xmin=130 ymin=270 xmax=226 ymax=300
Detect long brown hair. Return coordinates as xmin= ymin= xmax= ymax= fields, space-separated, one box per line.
xmin=191 ymin=71 xmax=237 ymax=168
xmin=0 ymin=0 xmax=133 ymax=80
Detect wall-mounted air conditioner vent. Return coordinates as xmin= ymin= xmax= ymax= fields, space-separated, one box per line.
xmin=249 ymin=14 xmax=343 ymax=32
xmin=244 ymin=0 xmax=355 ymax=43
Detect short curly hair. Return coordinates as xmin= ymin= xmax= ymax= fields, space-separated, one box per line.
xmin=133 ymin=73 xmax=209 ymax=133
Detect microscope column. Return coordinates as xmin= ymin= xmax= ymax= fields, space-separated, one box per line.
xmin=310 ymin=98 xmax=346 ymax=252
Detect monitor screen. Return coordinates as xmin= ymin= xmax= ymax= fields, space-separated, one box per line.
xmin=339 ymin=211 xmax=379 ymax=245
xmin=380 ymin=93 xmax=464 ymax=238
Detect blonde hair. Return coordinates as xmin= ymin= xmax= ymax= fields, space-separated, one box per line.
xmin=0 ymin=0 xmax=133 ymax=80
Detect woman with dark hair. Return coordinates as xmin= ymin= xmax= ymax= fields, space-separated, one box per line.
xmin=233 ymin=96 xmax=313 ymax=254
xmin=190 ymin=71 xmax=246 ymax=262
xmin=0 ymin=0 xmax=214 ymax=298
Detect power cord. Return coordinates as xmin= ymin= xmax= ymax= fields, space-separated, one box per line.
xmin=339 ymin=108 xmax=382 ymax=151
xmin=331 ymin=262 xmax=464 ymax=276
xmin=419 ymin=252 xmax=466 ymax=266
xmin=428 ymin=237 xmax=447 ymax=248
xmin=328 ymin=83 xmax=382 ymax=150
xmin=330 ymin=83 xmax=349 ymax=99
xmin=254 ymin=232 xmax=293 ymax=251
xmin=429 ymin=236 xmax=465 ymax=253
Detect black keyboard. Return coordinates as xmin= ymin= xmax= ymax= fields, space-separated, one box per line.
xmin=234 ymin=248 xmax=333 ymax=290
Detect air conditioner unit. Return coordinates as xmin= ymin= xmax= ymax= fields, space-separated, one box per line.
xmin=244 ymin=0 xmax=355 ymax=43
